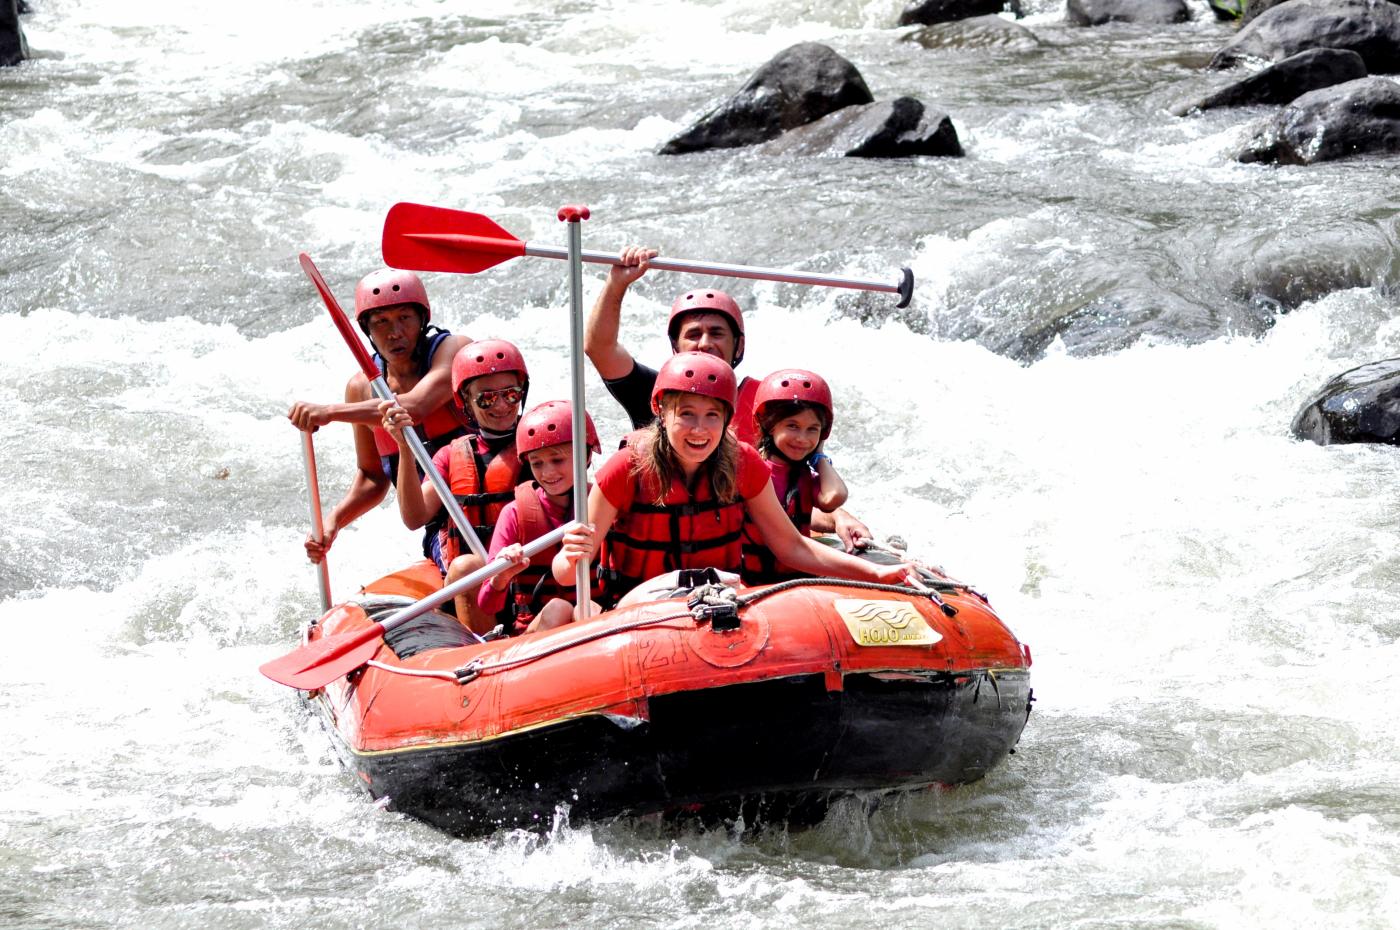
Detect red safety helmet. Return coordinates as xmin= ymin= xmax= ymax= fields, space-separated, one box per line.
xmin=516 ymin=401 xmax=601 ymax=456
xmin=450 ymin=339 xmax=530 ymax=408
xmin=753 ymin=368 xmax=834 ymax=440
xmin=355 ymin=269 xmax=430 ymax=334
xmin=668 ymin=289 xmax=745 ymax=366
xmin=650 ymin=351 xmax=738 ymax=418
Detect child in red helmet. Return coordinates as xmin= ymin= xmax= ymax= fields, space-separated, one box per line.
xmin=741 ymin=368 xmax=849 ymax=584
xmin=477 ymin=401 xmax=605 ymax=634
xmin=552 ymin=353 xmax=910 ymax=599
xmin=380 ymin=339 xmax=530 ymax=634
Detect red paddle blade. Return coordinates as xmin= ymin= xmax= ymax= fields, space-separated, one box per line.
xmin=258 ymin=623 xmax=386 ymax=691
xmin=382 ymin=203 xmax=527 ymax=274
xmin=298 ymin=253 xmax=380 ymax=382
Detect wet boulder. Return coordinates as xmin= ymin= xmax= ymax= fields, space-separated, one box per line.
xmin=903 ymin=14 xmax=1042 ymax=50
xmin=1292 ymin=359 xmax=1400 ymax=445
xmin=1235 ymin=76 xmax=1400 ymax=164
xmin=658 ymin=43 xmax=874 ymax=155
xmin=898 ymin=0 xmax=1021 ymax=26
xmin=1210 ymin=0 xmax=1400 ymax=73
xmin=1170 ymin=48 xmax=1367 ymax=114
xmin=2 ymin=0 xmax=29 ymax=67
xmin=1242 ymin=0 xmax=1293 ymax=25
xmin=757 ymin=97 xmax=963 ymax=158
xmin=1065 ymin=0 xmax=1189 ymax=26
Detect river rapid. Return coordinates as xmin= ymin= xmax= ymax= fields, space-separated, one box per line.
xmin=3 ymin=0 xmax=1399 ymax=927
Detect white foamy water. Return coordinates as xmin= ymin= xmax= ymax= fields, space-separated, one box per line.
xmin=3 ymin=0 xmax=1399 ymax=927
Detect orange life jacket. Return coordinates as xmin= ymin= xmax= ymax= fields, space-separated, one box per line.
xmin=602 ymin=434 xmax=748 ymax=595
xmin=505 ymin=483 xmax=606 ymax=629
xmin=739 ymin=459 xmax=816 ymax=585
xmin=437 ymin=435 xmax=523 ymax=564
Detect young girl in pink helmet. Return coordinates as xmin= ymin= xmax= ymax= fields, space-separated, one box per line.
xmin=477 ymin=401 xmax=605 ymax=635
xmin=740 ymin=368 xmax=850 ymax=584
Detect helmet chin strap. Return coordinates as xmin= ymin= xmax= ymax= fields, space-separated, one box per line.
xmin=477 ymin=423 xmax=515 ymax=444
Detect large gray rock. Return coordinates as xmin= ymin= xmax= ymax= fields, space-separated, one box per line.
xmin=757 ymin=97 xmax=963 ymax=158
xmin=1171 ymin=48 xmax=1368 ymax=114
xmin=898 ymin=0 xmax=1021 ymax=26
xmin=903 ymin=14 xmax=1042 ymax=50
xmin=1235 ymin=76 xmax=1400 ymax=164
xmin=1242 ymin=0 xmax=1293 ymax=25
xmin=1211 ymin=0 xmax=1400 ymax=73
xmin=1 ymin=0 xmax=29 ymax=67
xmin=658 ymin=43 xmax=874 ymax=155
xmin=1292 ymin=359 xmax=1400 ymax=444
xmin=1065 ymin=0 xmax=1189 ymax=26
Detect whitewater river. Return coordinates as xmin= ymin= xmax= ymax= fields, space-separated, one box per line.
xmin=3 ymin=0 xmax=1398 ymax=926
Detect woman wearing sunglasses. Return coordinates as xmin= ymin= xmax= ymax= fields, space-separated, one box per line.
xmin=381 ymin=339 xmax=531 ymax=633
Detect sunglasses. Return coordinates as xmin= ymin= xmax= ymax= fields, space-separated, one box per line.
xmin=470 ymin=386 xmax=524 ymax=410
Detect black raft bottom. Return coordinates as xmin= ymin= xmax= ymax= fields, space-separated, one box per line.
xmin=339 ymin=668 xmax=1032 ymax=838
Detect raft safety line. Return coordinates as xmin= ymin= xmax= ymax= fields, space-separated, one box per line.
xmin=451 ymin=578 xmax=944 ymax=684
xmin=364 ymin=659 xmax=464 ymax=683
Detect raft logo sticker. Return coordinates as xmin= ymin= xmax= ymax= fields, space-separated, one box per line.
xmin=835 ymin=599 xmax=942 ymax=647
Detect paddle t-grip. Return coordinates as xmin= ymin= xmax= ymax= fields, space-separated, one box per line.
xmin=897 ymin=267 xmax=915 ymax=309
xmin=557 ymin=204 xmax=590 ymax=223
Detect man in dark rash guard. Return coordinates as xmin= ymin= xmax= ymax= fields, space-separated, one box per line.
xmin=583 ymin=247 xmax=873 ymax=552
xmin=287 ymin=268 xmax=471 ymax=564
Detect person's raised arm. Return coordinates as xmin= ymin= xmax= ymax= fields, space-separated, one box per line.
xmin=748 ymin=485 xmax=906 ymax=585
xmin=585 ymin=246 xmax=657 ymax=381
xmin=552 ymin=484 xmax=619 ymax=586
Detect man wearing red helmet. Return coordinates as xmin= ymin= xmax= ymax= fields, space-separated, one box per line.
xmin=584 ymin=248 xmax=872 ymax=551
xmin=287 ymin=268 xmax=471 ymax=565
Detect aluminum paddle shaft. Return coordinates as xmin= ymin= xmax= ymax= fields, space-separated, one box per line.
xmin=559 ymin=205 xmax=591 ymax=622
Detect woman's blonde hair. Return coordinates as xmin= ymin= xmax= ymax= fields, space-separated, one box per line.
xmin=632 ymin=391 xmax=739 ymax=505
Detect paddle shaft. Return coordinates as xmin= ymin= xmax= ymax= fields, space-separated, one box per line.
xmin=300 ymin=431 xmax=332 ymax=611
xmin=519 ymin=242 xmax=911 ymax=304
xmin=375 ymin=522 xmax=574 ymax=638
xmin=561 ymin=208 xmax=591 ymax=621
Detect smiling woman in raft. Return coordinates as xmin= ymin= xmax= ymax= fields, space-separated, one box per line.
xmin=552 ymin=352 xmax=913 ymax=598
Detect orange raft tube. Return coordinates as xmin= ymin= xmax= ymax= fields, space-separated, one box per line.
xmin=303 ymin=559 xmax=1033 ymax=835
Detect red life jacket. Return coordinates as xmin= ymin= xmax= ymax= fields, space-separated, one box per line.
xmin=602 ymin=433 xmax=748 ymax=595
xmin=739 ymin=458 xmax=816 ymax=585
xmin=438 ymin=435 xmax=523 ymax=564
xmin=505 ymin=483 xmax=607 ymax=629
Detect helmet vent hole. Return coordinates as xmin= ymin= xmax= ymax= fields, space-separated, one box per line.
xmin=372 ymin=288 xmax=381 ymax=295
xmin=392 ymin=284 xmax=400 ymax=292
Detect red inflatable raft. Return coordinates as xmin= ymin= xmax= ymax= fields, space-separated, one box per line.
xmin=301 ymin=556 xmax=1032 ymax=835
